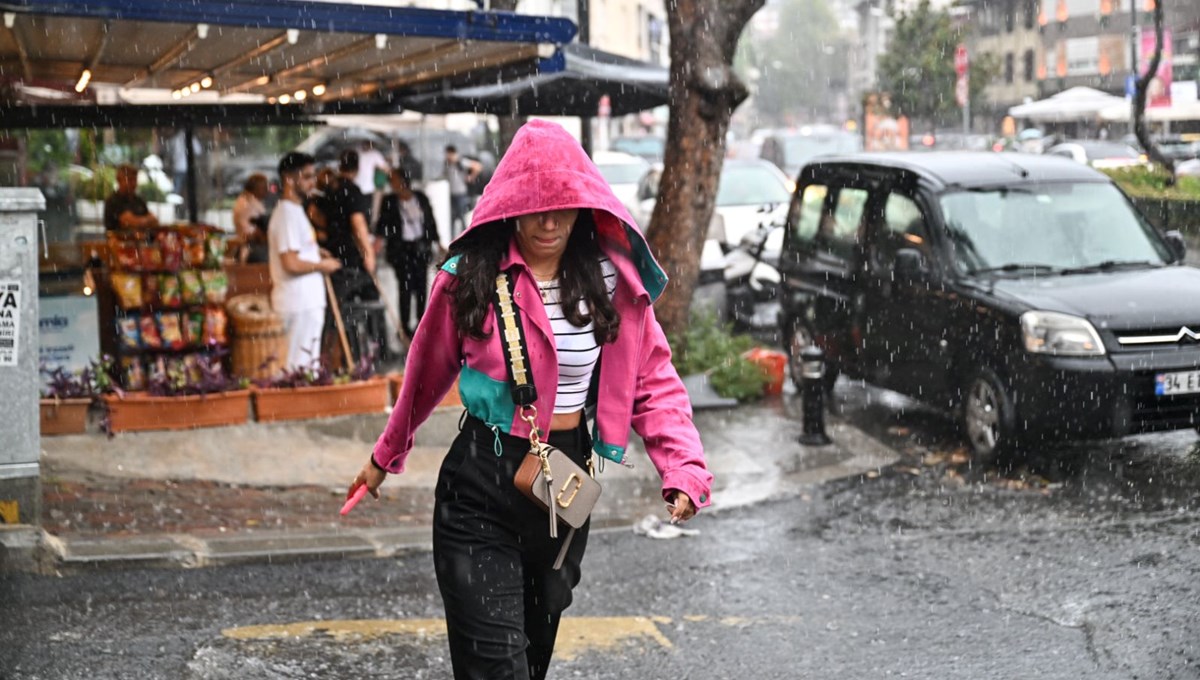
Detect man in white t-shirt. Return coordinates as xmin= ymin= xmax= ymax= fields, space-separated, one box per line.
xmin=268 ymin=152 xmax=342 ymax=370
xmin=354 ymin=140 xmax=390 ymax=228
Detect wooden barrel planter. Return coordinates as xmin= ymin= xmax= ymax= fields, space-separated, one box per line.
xmin=102 ymin=390 xmax=252 ymax=433
xmin=40 ymin=398 xmax=93 ymax=435
xmin=226 ymin=294 xmax=287 ymax=382
xmin=252 ymin=377 xmax=390 ymax=423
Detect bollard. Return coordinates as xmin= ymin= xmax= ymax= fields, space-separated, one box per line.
xmin=798 ymin=345 xmax=832 ymax=446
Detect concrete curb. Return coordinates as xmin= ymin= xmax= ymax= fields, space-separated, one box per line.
xmin=3 ymin=406 xmax=901 ymax=574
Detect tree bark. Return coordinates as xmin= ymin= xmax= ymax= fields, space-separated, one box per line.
xmin=1133 ymin=0 xmax=1175 ymax=183
xmin=647 ymin=0 xmax=765 ymax=339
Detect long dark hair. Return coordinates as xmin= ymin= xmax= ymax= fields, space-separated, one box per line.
xmin=444 ymin=211 xmax=620 ymax=345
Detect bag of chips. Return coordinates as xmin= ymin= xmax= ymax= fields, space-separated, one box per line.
xmin=159 ymin=274 xmax=182 ymax=307
xmin=201 ymin=270 xmax=229 ymax=305
xmin=202 ymin=307 xmax=228 ymax=345
xmin=181 ymin=354 xmax=203 ymax=383
xmin=121 ymin=357 xmax=147 ymax=391
xmin=111 ymin=239 xmax=141 ymax=271
xmin=111 ymin=273 xmax=143 ymax=310
xmin=158 ymin=230 xmax=184 ymax=271
xmin=186 ymin=232 xmax=207 ymax=267
xmin=205 ymin=233 xmax=227 ymax=268
xmin=141 ymin=274 xmax=160 ymax=307
xmin=139 ymin=243 xmax=164 ymax=271
xmin=158 ymin=312 xmax=186 ymax=350
xmin=184 ymin=311 xmax=205 ymax=347
xmin=116 ymin=317 xmax=141 ymax=350
xmin=138 ymin=314 xmax=163 ymax=349
xmin=177 ymin=271 xmax=203 ymax=305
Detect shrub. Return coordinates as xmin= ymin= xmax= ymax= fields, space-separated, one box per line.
xmin=1103 ymin=167 xmax=1200 ymax=200
xmin=670 ymin=312 xmax=769 ymax=401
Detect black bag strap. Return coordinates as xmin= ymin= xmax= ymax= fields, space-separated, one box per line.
xmin=494 ymin=271 xmax=538 ymax=407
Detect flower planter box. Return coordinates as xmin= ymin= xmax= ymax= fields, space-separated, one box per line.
xmin=387 ymin=372 xmax=462 ymax=409
xmin=40 ymin=398 xmax=93 ymax=436
xmin=102 ymin=390 xmax=252 ymax=433
xmin=253 ymin=378 xmax=389 ymax=423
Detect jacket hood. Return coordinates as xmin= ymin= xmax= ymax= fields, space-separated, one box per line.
xmin=461 ymin=119 xmax=667 ymax=301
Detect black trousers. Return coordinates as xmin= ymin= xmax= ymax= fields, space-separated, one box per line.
xmin=387 ymin=241 xmax=429 ymax=336
xmin=433 ymin=414 xmax=592 ymax=680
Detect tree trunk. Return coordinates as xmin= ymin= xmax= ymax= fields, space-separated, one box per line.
xmin=1133 ymin=0 xmax=1175 ymax=183
xmin=647 ymin=0 xmax=765 ymax=339
xmin=491 ymin=0 xmax=527 ymax=156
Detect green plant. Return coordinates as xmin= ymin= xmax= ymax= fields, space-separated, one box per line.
xmin=75 ymin=166 xmax=116 ymax=202
xmin=670 ymin=312 xmax=769 ymax=401
xmin=138 ymin=182 xmax=169 ymax=203
xmin=1103 ymin=167 xmax=1200 ymax=200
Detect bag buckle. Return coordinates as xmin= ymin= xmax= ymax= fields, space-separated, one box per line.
xmin=557 ymin=473 xmax=583 ymax=508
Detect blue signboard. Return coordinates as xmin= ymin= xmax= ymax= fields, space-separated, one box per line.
xmin=38 ymin=295 xmax=99 ymax=382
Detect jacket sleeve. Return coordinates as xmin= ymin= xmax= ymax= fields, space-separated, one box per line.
xmin=375 ymin=196 xmax=397 ymax=238
xmin=418 ymin=192 xmax=439 ymax=245
xmin=629 ymin=304 xmax=714 ymax=510
xmin=372 ymin=270 xmax=463 ymax=473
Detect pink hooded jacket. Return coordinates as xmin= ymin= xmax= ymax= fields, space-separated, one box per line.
xmin=372 ymin=120 xmax=712 ymax=509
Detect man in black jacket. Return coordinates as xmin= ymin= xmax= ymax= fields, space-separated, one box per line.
xmin=376 ymin=168 xmax=440 ymax=336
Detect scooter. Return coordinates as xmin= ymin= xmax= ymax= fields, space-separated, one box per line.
xmin=723 ymin=221 xmax=783 ymax=335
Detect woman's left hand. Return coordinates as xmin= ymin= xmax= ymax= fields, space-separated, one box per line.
xmin=667 ymin=491 xmax=696 ymax=524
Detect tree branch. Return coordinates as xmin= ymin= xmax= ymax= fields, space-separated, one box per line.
xmin=1132 ymin=0 xmax=1175 ymax=183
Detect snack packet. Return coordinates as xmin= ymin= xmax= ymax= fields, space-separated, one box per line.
xmin=201 ymin=270 xmax=229 ymax=305
xmin=139 ymin=242 xmax=164 ymax=271
xmin=139 ymin=314 xmax=163 ymax=349
xmin=111 ymin=273 xmax=143 ymax=310
xmin=112 ymin=240 xmax=140 ymax=270
xmin=159 ymin=274 xmax=182 ymax=307
xmin=179 ymin=270 xmax=205 ymax=306
xmin=182 ymin=354 xmax=203 ymax=383
xmin=186 ymin=232 xmax=207 ymax=267
xmin=116 ymin=317 xmax=141 ymax=350
xmin=158 ymin=230 xmax=184 ymax=271
xmin=141 ymin=274 xmax=160 ymax=307
xmin=158 ymin=312 xmax=186 ymax=350
xmin=203 ymin=307 xmax=228 ymax=345
xmin=121 ymin=357 xmax=147 ymax=391
xmin=205 ymin=233 xmax=227 ymax=267
xmin=184 ymin=311 xmax=205 ymax=347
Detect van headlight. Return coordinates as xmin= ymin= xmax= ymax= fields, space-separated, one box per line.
xmin=1020 ymin=311 xmax=1106 ymax=356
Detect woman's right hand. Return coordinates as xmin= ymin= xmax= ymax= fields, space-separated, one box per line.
xmin=349 ymin=459 xmax=388 ymax=501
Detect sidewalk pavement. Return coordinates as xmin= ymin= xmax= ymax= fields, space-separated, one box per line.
xmin=0 ymin=393 xmax=898 ymax=574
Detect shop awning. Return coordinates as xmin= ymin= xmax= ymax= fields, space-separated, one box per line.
xmin=1007 ymin=86 xmax=1127 ymax=124
xmin=399 ymin=43 xmax=669 ymax=117
xmin=0 ymin=0 xmax=576 ymax=113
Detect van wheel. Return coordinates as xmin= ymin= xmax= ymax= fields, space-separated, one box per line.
xmin=787 ymin=321 xmax=838 ymax=394
xmin=961 ymin=368 xmax=1019 ymax=466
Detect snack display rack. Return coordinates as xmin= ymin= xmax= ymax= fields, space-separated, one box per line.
xmin=104 ymin=225 xmax=230 ymax=391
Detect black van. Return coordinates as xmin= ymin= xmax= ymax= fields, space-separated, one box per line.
xmin=778 ymin=152 xmax=1198 ymax=461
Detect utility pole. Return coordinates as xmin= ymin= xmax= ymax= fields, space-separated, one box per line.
xmin=578 ymin=0 xmax=592 ymax=155
xmin=1129 ymin=0 xmax=1139 ymax=127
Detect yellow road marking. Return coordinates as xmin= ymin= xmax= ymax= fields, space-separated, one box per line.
xmin=222 ymin=615 xmax=800 ymax=660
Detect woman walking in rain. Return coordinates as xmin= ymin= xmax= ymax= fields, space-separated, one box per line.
xmin=349 ymin=120 xmax=712 ymax=680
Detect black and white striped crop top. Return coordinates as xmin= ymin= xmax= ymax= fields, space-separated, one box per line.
xmin=536 ymin=258 xmax=618 ymax=414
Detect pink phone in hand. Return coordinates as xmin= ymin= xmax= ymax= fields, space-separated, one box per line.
xmin=340 ymin=484 xmax=369 ymax=516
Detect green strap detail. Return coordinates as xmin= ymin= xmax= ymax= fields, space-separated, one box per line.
xmin=489 ymin=424 xmax=503 ymax=457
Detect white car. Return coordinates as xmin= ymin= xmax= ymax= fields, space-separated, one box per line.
xmin=593 ymin=150 xmax=651 ymax=215
xmin=634 ymin=158 xmax=792 ymax=281
xmin=1044 ymin=141 xmax=1144 ymax=169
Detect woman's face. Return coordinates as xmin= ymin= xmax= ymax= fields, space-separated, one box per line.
xmin=515 ymin=209 xmax=579 ymax=265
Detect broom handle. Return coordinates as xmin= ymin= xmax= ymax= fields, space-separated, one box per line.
xmin=323 ymin=272 xmax=355 ymax=374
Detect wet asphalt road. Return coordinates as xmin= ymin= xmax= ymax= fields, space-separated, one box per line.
xmin=3 ymin=384 xmax=1200 ymax=679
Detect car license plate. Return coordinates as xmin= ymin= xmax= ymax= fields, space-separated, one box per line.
xmin=1155 ymin=370 xmax=1200 ymax=396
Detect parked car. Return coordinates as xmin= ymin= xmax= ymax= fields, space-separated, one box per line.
xmin=611 ymin=135 xmax=665 ymax=162
xmin=1044 ymin=141 xmax=1144 ymax=169
xmin=1178 ymin=158 xmax=1200 ymax=178
xmin=635 ymin=159 xmax=792 ymax=283
xmin=593 ymin=150 xmax=651 ymax=214
xmin=760 ymin=125 xmax=862 ymax=178
xmin=779 ymin=151 xmax=1196 ymax=462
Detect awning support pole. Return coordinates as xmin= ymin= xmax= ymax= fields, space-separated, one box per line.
xmin=185 ymin=123 xmax=198 ymax=224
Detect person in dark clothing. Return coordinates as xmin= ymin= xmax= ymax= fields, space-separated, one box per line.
xmin=103 ymin=164 xmax=159 ymax=232
xmin=376 ymin=168 xmax=440 ymax=336
xmin=322 ymin=150 xmax=380 ymax=365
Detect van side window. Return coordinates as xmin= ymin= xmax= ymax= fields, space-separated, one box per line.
xmin=790 ymin=184 xmax=828 ymax=244
xmin=871 ymin=193 xmax=931 ymax=271
xmin=817 ymin=187 xmax=869 ymax=261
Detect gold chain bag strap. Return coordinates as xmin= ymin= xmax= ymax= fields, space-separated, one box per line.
xmin=496 ymin=271 xmax=602 ymax=569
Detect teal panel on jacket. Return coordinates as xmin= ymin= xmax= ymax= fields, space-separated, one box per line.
xmin=590 ymin=421 xmax=627 ymax=464
xmin=441 ymin=255 xmax=463 ymax=275
xmin=459 ymin=366 xmax=515 ymax=433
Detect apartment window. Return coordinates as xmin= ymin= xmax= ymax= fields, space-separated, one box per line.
xmin=1064 ymin=0 xmax=1100 ymax=16
xmin=1024 ymin=0 xmax=1036 ymax=29
xmin=1005 ymin=52 xmax=1015 ymax=83
xmin=1066 ymin=36 xmax=1099 ymax=74
xmin=1023 ymin=49 xmax=1035 ymax=81
xmin=1005 ymin=0 xmax=1016 ymax=32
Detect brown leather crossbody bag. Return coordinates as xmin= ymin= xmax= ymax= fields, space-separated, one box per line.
xmin=495 ymin=271 xmax=602 ymax=569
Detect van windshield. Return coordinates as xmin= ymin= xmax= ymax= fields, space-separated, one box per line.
xmin=939 ymin=182 xmax=1172 ymax=275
